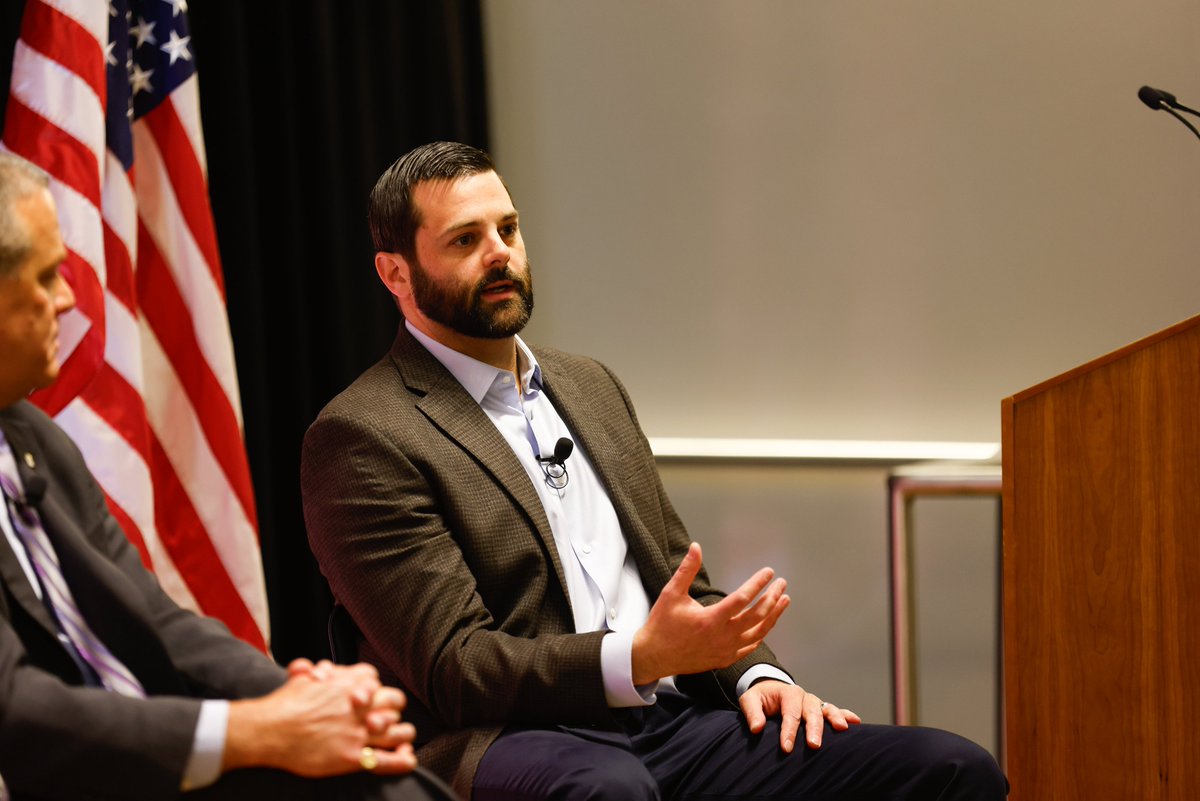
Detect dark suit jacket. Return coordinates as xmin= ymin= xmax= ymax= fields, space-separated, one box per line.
xmin=0 ymin=401 xmax=284 ymax=801
xmin=302 ymin=325 xmax=787 ymax=797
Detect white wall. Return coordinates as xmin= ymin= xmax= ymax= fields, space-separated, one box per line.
xmin=484 ymin=0 xmax=1199 ymax=444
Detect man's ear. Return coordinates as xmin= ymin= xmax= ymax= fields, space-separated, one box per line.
xmin=374 ymin=252 xmax=411 ymax=300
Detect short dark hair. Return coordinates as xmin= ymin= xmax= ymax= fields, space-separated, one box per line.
xmin=368 ymin=141 xmax=497 ymax=261
xmin=0 ymin=152 xmax=51 ymax=276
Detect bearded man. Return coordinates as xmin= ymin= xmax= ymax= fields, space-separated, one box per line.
xmin=301 ymin=141 xmax=1006 ymax=801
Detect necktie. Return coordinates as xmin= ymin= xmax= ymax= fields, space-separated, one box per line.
xmin=0 ymin=431 xmax=145 ymax=698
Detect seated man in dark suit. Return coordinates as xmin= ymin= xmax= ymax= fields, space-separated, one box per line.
xmin=302 ymin=141 xmax=1007 ymax=800
xmin=0 ymin=152 xmax=456 ymax=800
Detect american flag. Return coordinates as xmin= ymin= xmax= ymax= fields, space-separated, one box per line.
xmin=2 ymin=0 xmax=269 ymax=650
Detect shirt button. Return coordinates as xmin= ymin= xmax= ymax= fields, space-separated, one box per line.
xmin=502 ymin=375 xmax=513 ymax=384
xmin=608 ymin=607 xmax=617 ymax=621
xmin=580 ymin=544 xmax=592 ymax=555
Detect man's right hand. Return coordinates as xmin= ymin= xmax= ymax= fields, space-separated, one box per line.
xmin=631 ymin=542 xmax=789 ymax=686
xmin=222 ymin=662 xmax=418 ymax=778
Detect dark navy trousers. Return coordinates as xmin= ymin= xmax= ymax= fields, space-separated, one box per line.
xmin=473 ymin=691 xmax=1006 ymax=801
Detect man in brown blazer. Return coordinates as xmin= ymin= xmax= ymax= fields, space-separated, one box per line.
xmin=301 ymin=142 xmax=1006 ymax=801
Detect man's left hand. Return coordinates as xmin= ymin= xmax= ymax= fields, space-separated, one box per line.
xmin=739 ymin=680 xmax=862 ymax=752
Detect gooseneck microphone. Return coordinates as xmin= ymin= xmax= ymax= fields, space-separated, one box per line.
xmin=1138 ymin=85 xmax=1200 ymax=141
xmin=536 ymin=437 xmax=574 ymax=490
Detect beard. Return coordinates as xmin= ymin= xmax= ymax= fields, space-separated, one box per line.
xmin=408 ymin=258 xmax=535 ymax=339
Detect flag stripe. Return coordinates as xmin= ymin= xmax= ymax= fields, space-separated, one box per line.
xmin=141 ymin=99 xmax=224 ymax=295
xmin=103 ymin=488 xmax=152 ymax=568
xmin=55 ymin=398 xmax=200 ymax=611
xmin=38 ymin=0 xmax=109 ymax=44
xmin=80 ymin=363 xmax=151 ymax=467
xmin=1 ymin=95 xmax=101 ymax=209
xmin=132 ymin=121 xmax=243 ymax=415
xmin=147 ymin=433 xmax=266 ymax=650
xmin=136 ymin=231 xmax=257 ymax=520
xmin=139 ymin=324 xmax=263 ymax=608
xmin=7 ymin=41 xmax=104 ymax=176
xmin=17 ymin=0 xmax=106 ymax=103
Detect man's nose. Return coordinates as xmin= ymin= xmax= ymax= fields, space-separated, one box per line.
xmin=483 ymin=230 xmax=511 ymax=267
xmin=54 ymin=274 xmax=76 ymax=315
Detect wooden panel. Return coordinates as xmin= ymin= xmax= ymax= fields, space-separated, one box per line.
xmin=1003 ymin=315 xmax=1200 ymax=800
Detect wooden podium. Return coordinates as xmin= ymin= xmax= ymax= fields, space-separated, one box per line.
xmin=1002 ymin=314 xmax=1200 ymax=800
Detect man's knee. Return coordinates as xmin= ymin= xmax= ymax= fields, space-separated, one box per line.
xmin=910 ymin=728 xmax=1007 ymax=800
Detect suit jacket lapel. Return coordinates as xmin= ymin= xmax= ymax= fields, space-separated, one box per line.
xmin=535 ymin=353 xmax=672 ymax=591
xmin=389 ymin=328 xmax=573 ymax=599
xmin=0 ymin=406 xmax=182 ymax=694
xmin=38 ymin=487 xmax=184 ymax=694
xmin=0 ymin=412 xmax=62 ymax=637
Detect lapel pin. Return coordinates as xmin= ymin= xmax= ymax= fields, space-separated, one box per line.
xmin=23 ymin=452 xmax=35 ymax=469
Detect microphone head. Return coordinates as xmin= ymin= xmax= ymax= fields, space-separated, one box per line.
xmin=1139 ymin=85 xmax=1177 ymax=110
xmin=553 ymin=437 xmax=574 ymax=463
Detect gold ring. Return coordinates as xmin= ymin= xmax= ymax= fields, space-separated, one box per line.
xmin=359 ymin=746 xmax=379 ymax=771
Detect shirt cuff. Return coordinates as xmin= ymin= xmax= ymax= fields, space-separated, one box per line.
xmin=735 ymin=664 xmax=795 ymax=698
xmin=600 ymin=628 xmax=658 ymax=707
xmin=181 ymin=699 xmax=229 ymax=791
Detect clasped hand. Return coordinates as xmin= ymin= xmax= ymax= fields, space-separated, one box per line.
xmin=224 ymin=659 xmax=417 ymax=777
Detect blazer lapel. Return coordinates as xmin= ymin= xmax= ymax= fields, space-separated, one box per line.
xmin=534 ymin=354 xmax=672 ymax=591
xmin=389 ymin=328 xmax=573 ymax=598
xmin=1 ymin=407 xmax=182 ymax=694
xmin=0 ymin=413 xmax=63 ymax=638
xmin=38 ymin=488 xmax=185 ymax=694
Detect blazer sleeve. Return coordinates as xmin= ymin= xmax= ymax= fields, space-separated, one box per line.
xmin=0 ymin=618 xmax=205 ymax=801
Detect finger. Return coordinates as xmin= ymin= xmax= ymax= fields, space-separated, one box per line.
xmin=805 ymin=698 xmax=826 ymax=749
xmin=733 ymin=577 xmax=786 ymax=618
xmin=308 ymin=659 xmax=336 ymax=682
xmin=825 ymin=706 xmax=862 ymax=730
xmin=344 ymin=662 xmax=381 ymax=682
xmin=780 ymin=691 xmax=804 ymax=753
xmin=738 ymin=688 xmax=767 ymax=734
xmin=360 ymin=744 xmax=418 ymax=775
xmin=738 ymin=593 xmax=791 ymax=643
xmin=346 ymin=674 xmax=383 ymax=708
xmin=662 ymin=542 xmax=703 ymax=598
xmin=730 ymin=579 xmax=787 ymax=629
xmin=368 ymin=721 xmax=417 ymax=748
xmin=716 ymin=567 xmax=776 ymax=614
xmin=365 ymin=707 xmax=401 ymax=734
xmin=285 ymin=658 xmax=316 ymax=677
xmin=370 ymin=686 xmax=407 ymax=712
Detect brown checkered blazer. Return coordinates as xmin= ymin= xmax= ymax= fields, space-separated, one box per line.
xmin=301 ymin=325 xmax=786 ymax=797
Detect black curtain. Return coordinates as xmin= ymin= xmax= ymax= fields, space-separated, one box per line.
xmin=0 ymin=0 xmax=489 ymax=664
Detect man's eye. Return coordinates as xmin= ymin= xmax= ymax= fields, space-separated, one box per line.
xmin=452 ymin=234 xmax=474 ymax=247
xmin=500 ymin=224 xmax=518 ymax=238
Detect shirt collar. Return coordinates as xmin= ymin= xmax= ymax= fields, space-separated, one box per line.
xmin=406 ymin=320 xmax=542 ymax=403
